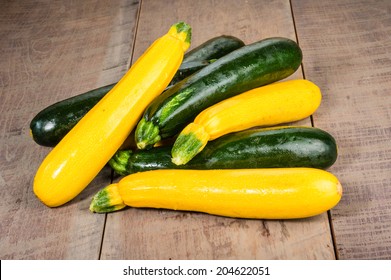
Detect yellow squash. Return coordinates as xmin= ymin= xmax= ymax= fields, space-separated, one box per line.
xmin=171 ymin=79 xmax=322 ymax=165
xmin=34 ymin=22 xmax=192 ymax=207
xmin=90 ymin=168 xmax=342 ymax=219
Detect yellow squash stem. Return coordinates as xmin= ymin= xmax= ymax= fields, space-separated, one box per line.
xmin=34 ymin=22 xmax=191 ymax=207
xmin=171 ymin=123 xmax=210 ymax=166
xmin=90 ymin=168 xmax=342 ymax=219
xmin=171 ymin=79 xmax=322 ymax=165
xmin=89 ymin=184 xmax=126 ymax=213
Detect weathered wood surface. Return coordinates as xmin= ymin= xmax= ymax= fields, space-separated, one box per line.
xmin=100 ymin=0 xmax=334 ymax=260
xmin=292 ymin=0 xmax=391 ymax=260
xmin=0 ymin=0 xmax=139 ymax=259
xmin=0 ymin=0 xmax=390 ymax=260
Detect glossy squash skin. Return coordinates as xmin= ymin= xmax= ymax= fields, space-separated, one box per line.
xmin=30 ymin=35 xmax=243 ymax=147
xmin=181 ymin=35 xmax=244 ymax=62
xmin=171 ymin=79 xmax=322 ymax=165
xmin=33 ymin=22 xmax=192 ymax=207
xmin=29 ymin=61 xmax=202 ymax=148
xmin=169 ymin=35 xmax=244 ymax=85
xmin=110 ymin=126 xmax=338 ymax=175
xmin=90 ymin=168 xmax=342 ymax=219
xmin=135 ymin=37 xmax=303 ymax=149
xmin=30 ymin=84 xmax=115 ymax=147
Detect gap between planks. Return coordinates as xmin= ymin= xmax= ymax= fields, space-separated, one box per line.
xmin=98 ymin=0 xmax=144 ymax=260
xmin=289 ymin=0 xmax=338 ymax=260
xmin=96 ymin=0 xmax=337 ymax=259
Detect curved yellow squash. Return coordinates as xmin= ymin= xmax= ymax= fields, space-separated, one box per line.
xmin=34 ymin=22 xmax=191 ymax=207
xmin=197 ymin=79 xmax=321 ymax=139
xmin=91 ymin=168 xmax=342 ymax=219
xmin=171 ymin=79 xmax=322 ymax=165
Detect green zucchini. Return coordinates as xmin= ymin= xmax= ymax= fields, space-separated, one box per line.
xmin=30 ymin=84 xmax=115 ymax=147
xmin=181 ymin=35 xmax=245 ymax=63
xmin=111 ymin=126 xmax=337 ymax=175
xmin=30 ymin=35 xmax=244 ymax=147
xmin=135 ymin=37 xmax=303 ymax=149
xmin=170 ymin=35 xmax=244 ymax=85
xmin=168 ymin=60 xmax=210 ymax=86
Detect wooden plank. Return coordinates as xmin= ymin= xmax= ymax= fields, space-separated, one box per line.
xmin=0 ymin=0 xmax=139 ymax=259
xmin=100 ymin=0 xmax=335 ymax=260
xmin=291 ymin=0 xmax=391 ymax=259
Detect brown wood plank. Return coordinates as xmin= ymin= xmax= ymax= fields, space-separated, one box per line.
xmin=100 ymin=0 xmax=335 ymax=260
xmin=0 ymin=0 xmax=139 ymax=259
xmin=292 ymin=0 xmax=391 ymax=259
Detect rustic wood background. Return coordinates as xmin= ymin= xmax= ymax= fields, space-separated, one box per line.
xmin=0 ymin=0 xmax=390 ymax=259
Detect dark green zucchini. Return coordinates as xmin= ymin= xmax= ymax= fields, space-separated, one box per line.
xmin=111 ymin=126 xmax=337 ymax=175
xmin=170 ymin=35 xmax=244 ymax=85
xmin=135 ymin=37 xmax=303 ymax=149
xmin=30 ymin=35 xmax=244 ymax=147
xmin=168 ymin=60 xmax=210 ymax=86
xmin=30 ymin=84 xmax=115 ymax=147
xmin=181 ymin=35 xmax=245 ymax=63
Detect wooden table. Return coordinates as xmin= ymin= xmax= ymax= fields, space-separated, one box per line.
xmin=1 ymin=0 xmax=390 ymax=260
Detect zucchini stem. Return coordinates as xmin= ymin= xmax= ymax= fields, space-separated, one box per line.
xmin=109 ymin=150 xmax=133 ymax=176
xmin=135 ymin=118 xmax=161 ymax=149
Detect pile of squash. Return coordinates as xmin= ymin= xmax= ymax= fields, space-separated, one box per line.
xmin=30 ymin=22 xmax=342 ymax=219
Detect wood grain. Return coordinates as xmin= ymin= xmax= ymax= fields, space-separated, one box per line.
xmin=5 ymin=0 xmax=387 ymax=260
xmin=292 ymin=0 xmax=391 ymax=259
xmin=0 ymin=0 xmax=139 ymax=259
xmin=100 ymin=0 xmax=335 ymax=260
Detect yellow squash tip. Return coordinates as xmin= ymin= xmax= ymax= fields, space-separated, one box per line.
xmin=168 ymin=21 xmax=192 ymax=51
xmin=33 ymin=173 xmax=71 ymax=207
xmin=337 ymin=181 xmax=343 ymax=197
